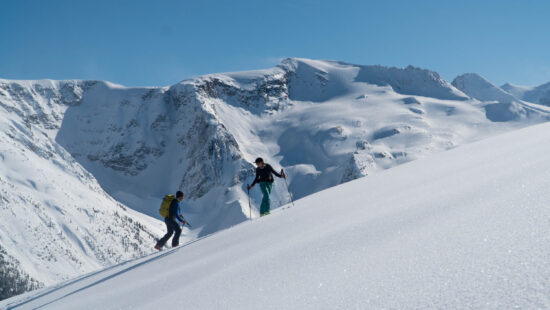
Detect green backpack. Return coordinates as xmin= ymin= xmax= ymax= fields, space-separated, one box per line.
xmin=159 ymin=194 xmax=175 ymax=218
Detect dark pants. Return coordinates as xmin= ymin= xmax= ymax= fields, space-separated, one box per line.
xmin=156 ymin=217 xmax=182 ymax=248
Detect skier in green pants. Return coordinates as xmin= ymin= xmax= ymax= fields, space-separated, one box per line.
xmin=247 ymin=157 xmax=286 ymax=216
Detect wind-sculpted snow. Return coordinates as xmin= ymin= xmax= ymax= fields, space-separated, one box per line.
xmin=1 ymin=59 xmax=550 ymax=300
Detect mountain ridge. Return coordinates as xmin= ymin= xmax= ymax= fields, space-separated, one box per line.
xmin=1 ymin=58 xmax=550 ymax=300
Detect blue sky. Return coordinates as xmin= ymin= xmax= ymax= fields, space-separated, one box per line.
xmin=1 ymin=0 xmax=549 ymax=87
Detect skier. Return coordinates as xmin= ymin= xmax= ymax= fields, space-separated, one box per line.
xmin=155 ymin=191 xmax=187 ymax=251
xmin=247 ymin=157 xmax=286 ymax=216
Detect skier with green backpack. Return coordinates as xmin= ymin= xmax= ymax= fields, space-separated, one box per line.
xmin=154 ymin=191 xmax=187 ymax=251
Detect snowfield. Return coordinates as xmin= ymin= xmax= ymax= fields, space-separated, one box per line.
xmin=3 ymin=121 xmax=550 ymax=309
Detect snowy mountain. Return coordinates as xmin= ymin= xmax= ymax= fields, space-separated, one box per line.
xmin=501 ymin=82 xmax=532 ymax=99
xmin=3 ymin=121 xmax=550 ymax=309
xmin=451 ymin=73 xmax=550 ymax=122
xmin=50 ymin=58 xmax=549 ymax=234
xmin=1 ymin=58 xmax=550 ymax=300
xmin=452 ymin=73 xmax=518 ymax=103
xmin=0 ymin=80 xmax=164 ymax=299
xmin=501 ymin=81 xmax=550 ymax=106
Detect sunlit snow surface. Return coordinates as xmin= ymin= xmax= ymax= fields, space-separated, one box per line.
xmin=1 ymin=58 xmax=550 ymax=297
xmin=3 ymin=122 xmax=550 ymax=309
xmin=0 ymin=80 xmax=164 ymax=289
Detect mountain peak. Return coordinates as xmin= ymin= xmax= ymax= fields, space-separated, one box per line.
xmin=277 ymin=58 xmax=468 ymax=101
xmin=452 ymin=73 xmax=518 ymax=103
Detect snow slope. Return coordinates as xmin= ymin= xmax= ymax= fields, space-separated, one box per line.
xmin=2 ymin=59 xmax=550 ymax=299
xmin=3 ymin=121 xmax=550 ymax=309
xmin=0 ymin=80 xmax=164 ymax=296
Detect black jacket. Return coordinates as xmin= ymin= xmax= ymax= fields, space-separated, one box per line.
xmin=251 ymin=164 xmax=282 ymax=186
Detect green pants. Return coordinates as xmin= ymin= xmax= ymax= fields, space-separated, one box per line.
xmin=259 ymin=182 xmax=273 ymax=216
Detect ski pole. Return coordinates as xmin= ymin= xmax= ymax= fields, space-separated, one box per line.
xmin=247 ymin=185 xmax=252 ymax=219
xmin=180 ymin=214 xmax=192 ymax=228
xmin=281 ymin=169 xmax=294 ymax=207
